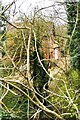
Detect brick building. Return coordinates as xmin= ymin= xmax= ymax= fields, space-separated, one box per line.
xmin=42 ymin=33 xmax=61 ymax=60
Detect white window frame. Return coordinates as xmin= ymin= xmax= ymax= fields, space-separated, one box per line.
xmin=55 ymin=48 xmax=58 ymax=60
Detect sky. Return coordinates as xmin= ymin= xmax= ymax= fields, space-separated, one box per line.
xmin=2 ymin=0 xmax=64 ymax=13
xmin=1 ymin=0 xmax=66 ymax=25
xmin=2 ymin=0 xmax=55 ymax=17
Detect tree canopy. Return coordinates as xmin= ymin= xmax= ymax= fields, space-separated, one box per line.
xmin=0 ymin=1 xmax=80 ymax=120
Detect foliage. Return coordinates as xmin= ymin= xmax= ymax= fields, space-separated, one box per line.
xmin=66 ymin=1 xmax=80 ymax=72
xmin=0 ymin=18 xmax=51 ymax=119
xmin=0 ymin=1 xmax=80 ymax=120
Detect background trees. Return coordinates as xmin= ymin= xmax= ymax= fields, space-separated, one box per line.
xmin=0 ymin=0 xmax=6 ymax=77
xmin=66 ymin=1 xmax=80 ymax=87
xmin=0 ymin=0 xmax=80 ymax=120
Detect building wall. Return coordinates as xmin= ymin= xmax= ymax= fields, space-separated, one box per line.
xmin=42 ymin=34 xmax=61 ymax=60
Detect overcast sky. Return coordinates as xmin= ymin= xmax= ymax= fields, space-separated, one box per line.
xmin=1 ymin=0 xmax=66 ymax=25
xmin=2 ymin=0 xmax=64 ymax=12
xmin=2 ymin=0 xmax=54 ymax=16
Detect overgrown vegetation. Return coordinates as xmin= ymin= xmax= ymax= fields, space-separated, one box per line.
xmin=0 ymin=0 xmax=80 ymax=120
